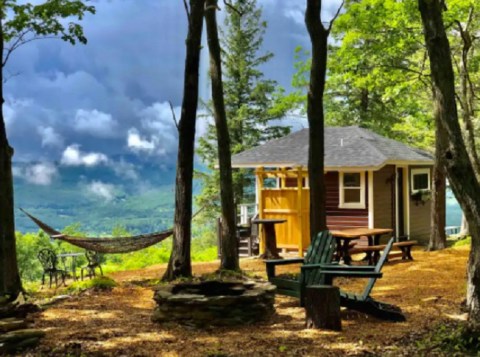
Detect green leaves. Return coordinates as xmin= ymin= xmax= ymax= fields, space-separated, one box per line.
xmin=197 ymin=0 xmax=291 ymax=217
xmin=2 ymin=0 xmax=95 ymax=65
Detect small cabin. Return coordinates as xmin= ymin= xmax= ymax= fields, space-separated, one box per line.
xmin=231 ymin=126 xmax=434 ymax=254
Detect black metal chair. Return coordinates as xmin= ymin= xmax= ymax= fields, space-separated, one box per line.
xmin=81 ymin=250 xmax=103 ymax=280
xmin=37 ymin=249 xmax=67 ymax=288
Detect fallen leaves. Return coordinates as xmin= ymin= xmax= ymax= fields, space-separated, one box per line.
xmin=29 ymin=246 xmax=469 ymax=356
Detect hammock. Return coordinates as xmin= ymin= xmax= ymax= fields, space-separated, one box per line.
xmin=20 ymin=209 xmax=173 ymax=254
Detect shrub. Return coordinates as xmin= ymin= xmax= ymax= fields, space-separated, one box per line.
xmin=66 ymin=276 xmax=117 ymax=293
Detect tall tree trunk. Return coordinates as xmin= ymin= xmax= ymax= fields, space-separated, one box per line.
xmin=0 ymin=17 xmax=22 ymax=300
xmin=428 ymin=120 xmax=447 ymax=251
xmin=460 ymin=213 xmax=469 ymax=238
xmin=163 ymin=0 xmax=205 ymax=281
xmin=305 ymin=0 xmax=328 ymax=238
xmin=205 ymin=0 xmax=239 ymax=271
xmin=418 ymin=0 xmax=480 ymax=330
xmin=457 ymin=13 xmax=480 ymax=178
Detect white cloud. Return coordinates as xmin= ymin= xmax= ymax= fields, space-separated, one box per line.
xmin=4 ymin=103 xmax=14 ymax=129
xmin=87 ymin=181 xmax=116 ymax=201
xmin=3 ymin=98 xmax=34 ymax=129
xmin=282 ymin=0 xmax=344 ymax=25
xmin=14 ymin=162 xmax=58 ymax=185
xmin=73 ymin=109 xmax=118 ymax=137
xmin=127 ymin=128 xmax=156 ymax=152
xmin=60 ymin=144 xmax=109 ymax=167
xmin=108 ymin=159 xmax=138 ymax=181
xmin=125 ymin=102 xmax=180 ymax=156
xmin=38 ymin=126 xmax=64 ymax=148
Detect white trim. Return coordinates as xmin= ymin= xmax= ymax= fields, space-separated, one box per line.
xmin=410 ymin=168 xmax=431 ymax=193
xmin=395 ymin=167 xmax=399 ymax=235
xmin=404 ymin=167 xmax=410 ymax=235
xmin=255 ymin=175 xmax=259 ymax=208
xmin=368 ymin=170 xmax=374 ymax=228
xmin=339 ymin=171 xmax=366 ymax=209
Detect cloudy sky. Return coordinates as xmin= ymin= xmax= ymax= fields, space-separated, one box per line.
xmin=6 ymin=0 xmax=342 ymax=193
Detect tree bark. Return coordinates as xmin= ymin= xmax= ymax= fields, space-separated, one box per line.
xmin=305 ymin=0 xmax=328 ymax=238
xmin=460 ymin=213 xmax=469 ymax=238
xmin=418 ymin=0 xmax=480 ymax=330
xmin=205 ymin=0 xmax=239 ymax=271
xmin=428 ymin=119 xmax=447 ymax=251
xmin=163 ymin=0 xmax=205 ymax=281
xmin=0 ymin=17 xmax=22 ymax=300
xmin=457 ymin=14 xmax=480 ymax=178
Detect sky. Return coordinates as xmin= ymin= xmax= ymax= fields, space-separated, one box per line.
xmin=6 ymin=0 xmax=343 ymax=196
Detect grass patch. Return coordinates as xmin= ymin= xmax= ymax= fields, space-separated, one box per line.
xmin=450 ymin=236 xmax=471 ymax=248
xmin=66 ymin=276 xmax=117 ymax=293
xmin=414 ymin=321 xmax=480 ymax=355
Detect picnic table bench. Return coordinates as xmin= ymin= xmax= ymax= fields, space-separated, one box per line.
xmin=349 ymin=240 xmax=417 ymax=264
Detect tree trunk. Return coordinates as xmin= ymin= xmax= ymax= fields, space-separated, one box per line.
xmin=457 ymin=16 xmax=480 ymax=179
xmin=460 ymin=213 xmax=469 ymax=238
xmin=0 ymin=17 xmax=22 ymax=300
xmin=305 ymin=0 xmax=328 ymax=238
xmin=428 ymin=119 xmax=447 ymax=251
xmin=163 ymin=0 xmax=205 ymax=281
xmin=205 ymin=0 xmax=239 ymax=271
xmin=418 ymin=0 xmax=480 ymax=330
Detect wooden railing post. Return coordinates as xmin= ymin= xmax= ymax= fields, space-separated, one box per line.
xmin=297 ymin=166 xmax=304 ymax=256
xmin=256 ymin=167 xmax=265 ymax=254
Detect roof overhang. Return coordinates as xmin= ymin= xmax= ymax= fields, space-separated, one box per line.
xmin=231 ymin=159 xmax=434 ymax=171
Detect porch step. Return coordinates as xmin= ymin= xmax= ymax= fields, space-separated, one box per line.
xmin=238 ymin=237 xmax=259 ymax=257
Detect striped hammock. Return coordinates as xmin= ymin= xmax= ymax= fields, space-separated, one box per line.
xmin=20 ymin=209 xmax=173 ymax=254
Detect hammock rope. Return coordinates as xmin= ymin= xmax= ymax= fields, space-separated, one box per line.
xmin=20 ymin=208 xmax=173 ymax=254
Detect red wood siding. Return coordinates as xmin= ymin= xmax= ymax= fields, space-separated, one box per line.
xmin=325 ymin=172 xmax=368 ymax=230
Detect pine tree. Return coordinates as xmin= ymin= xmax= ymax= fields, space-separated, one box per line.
xmin=197 ymin=0 xmax=289 ymax=218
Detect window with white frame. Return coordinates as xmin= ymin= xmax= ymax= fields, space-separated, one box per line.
xmin=339 ymin=172 xmax=366 ymax=209
xmin=411 ymin=168 xmax=431 ymax=193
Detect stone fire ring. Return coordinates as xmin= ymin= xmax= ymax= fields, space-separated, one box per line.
xmin=152 ymin=280 xmax=276 ymax=327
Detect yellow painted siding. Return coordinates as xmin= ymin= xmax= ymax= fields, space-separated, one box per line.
xmin=261 ymin=188 xmax=310 ymax=251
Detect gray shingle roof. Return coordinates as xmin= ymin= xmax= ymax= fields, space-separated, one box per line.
xmin=231 ymin=126 xmax=433 ymax=169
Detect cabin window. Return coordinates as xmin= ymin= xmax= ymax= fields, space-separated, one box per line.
xmin=339 ymin=172 xmax=366 ymax=209
xmin=411 ymin=168 xmax=430 ymax=193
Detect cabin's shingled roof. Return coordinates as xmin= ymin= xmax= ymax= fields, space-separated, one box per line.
xmin=231 ymin=126 xmax=433 ymax=168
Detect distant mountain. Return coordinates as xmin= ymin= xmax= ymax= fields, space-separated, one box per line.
xmin=13 ymin=160 xmax=186 ymax=234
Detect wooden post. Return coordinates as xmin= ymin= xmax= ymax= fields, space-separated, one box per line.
xmin=297 ymin=167 xmax=304 ymax=256
xmin=256 ymin=168 xmax=265 ymax=254
xmin=305 ymin=285 xmax=342 ymax=331
xmin=217 ymin=217 xmax=222 ymax=258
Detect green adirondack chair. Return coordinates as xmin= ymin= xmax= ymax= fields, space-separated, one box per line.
xmin=267 ymin=234 xmax=405 ymax=322
xmin=265 ymin=230 xmax=338 ymax=305
xmin=301 ymin=237 xmax=406 ymax=321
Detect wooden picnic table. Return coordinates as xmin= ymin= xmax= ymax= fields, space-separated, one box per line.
xmin=330 ymin=228 xmax=393 ymax=265
xmin=252 ymin=218 xmax=286 ymax=260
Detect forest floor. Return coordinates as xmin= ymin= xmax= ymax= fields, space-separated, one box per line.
xmin=25 ymin=245 xmax=469 ymax=356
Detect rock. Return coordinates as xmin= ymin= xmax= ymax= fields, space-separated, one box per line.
xmin=152 ymin=280 xmax=276 ymax=327
xmin=0 ymin=318 xmax=27 ymax=332
xmin=0 ymin=329 xmax=45 ymax=344
xmin=39 ymin=295 xmax=72 ymax=308
xmin=3 ymin=337 xmax=41 ymax=353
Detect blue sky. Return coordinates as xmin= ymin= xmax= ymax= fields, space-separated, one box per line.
xmin=6 ymin=0 xmax=342 ymax=198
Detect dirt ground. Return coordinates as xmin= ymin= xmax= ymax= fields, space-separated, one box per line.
xmin=27 ymin=246 xmax=469 ymax=356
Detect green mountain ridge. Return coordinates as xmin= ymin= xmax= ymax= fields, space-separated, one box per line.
xmin=14 ymin=161 xmax=180 ymax=234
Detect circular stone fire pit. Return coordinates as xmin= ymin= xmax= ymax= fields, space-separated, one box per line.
xmin=152 ymin=280 xmax=276 ymax=327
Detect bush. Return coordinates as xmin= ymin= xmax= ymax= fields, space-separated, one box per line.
xmin=415 ymin=321 xmax=480 ymax=355
xmin=66 ymin=276 xmax=117 ymax=293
